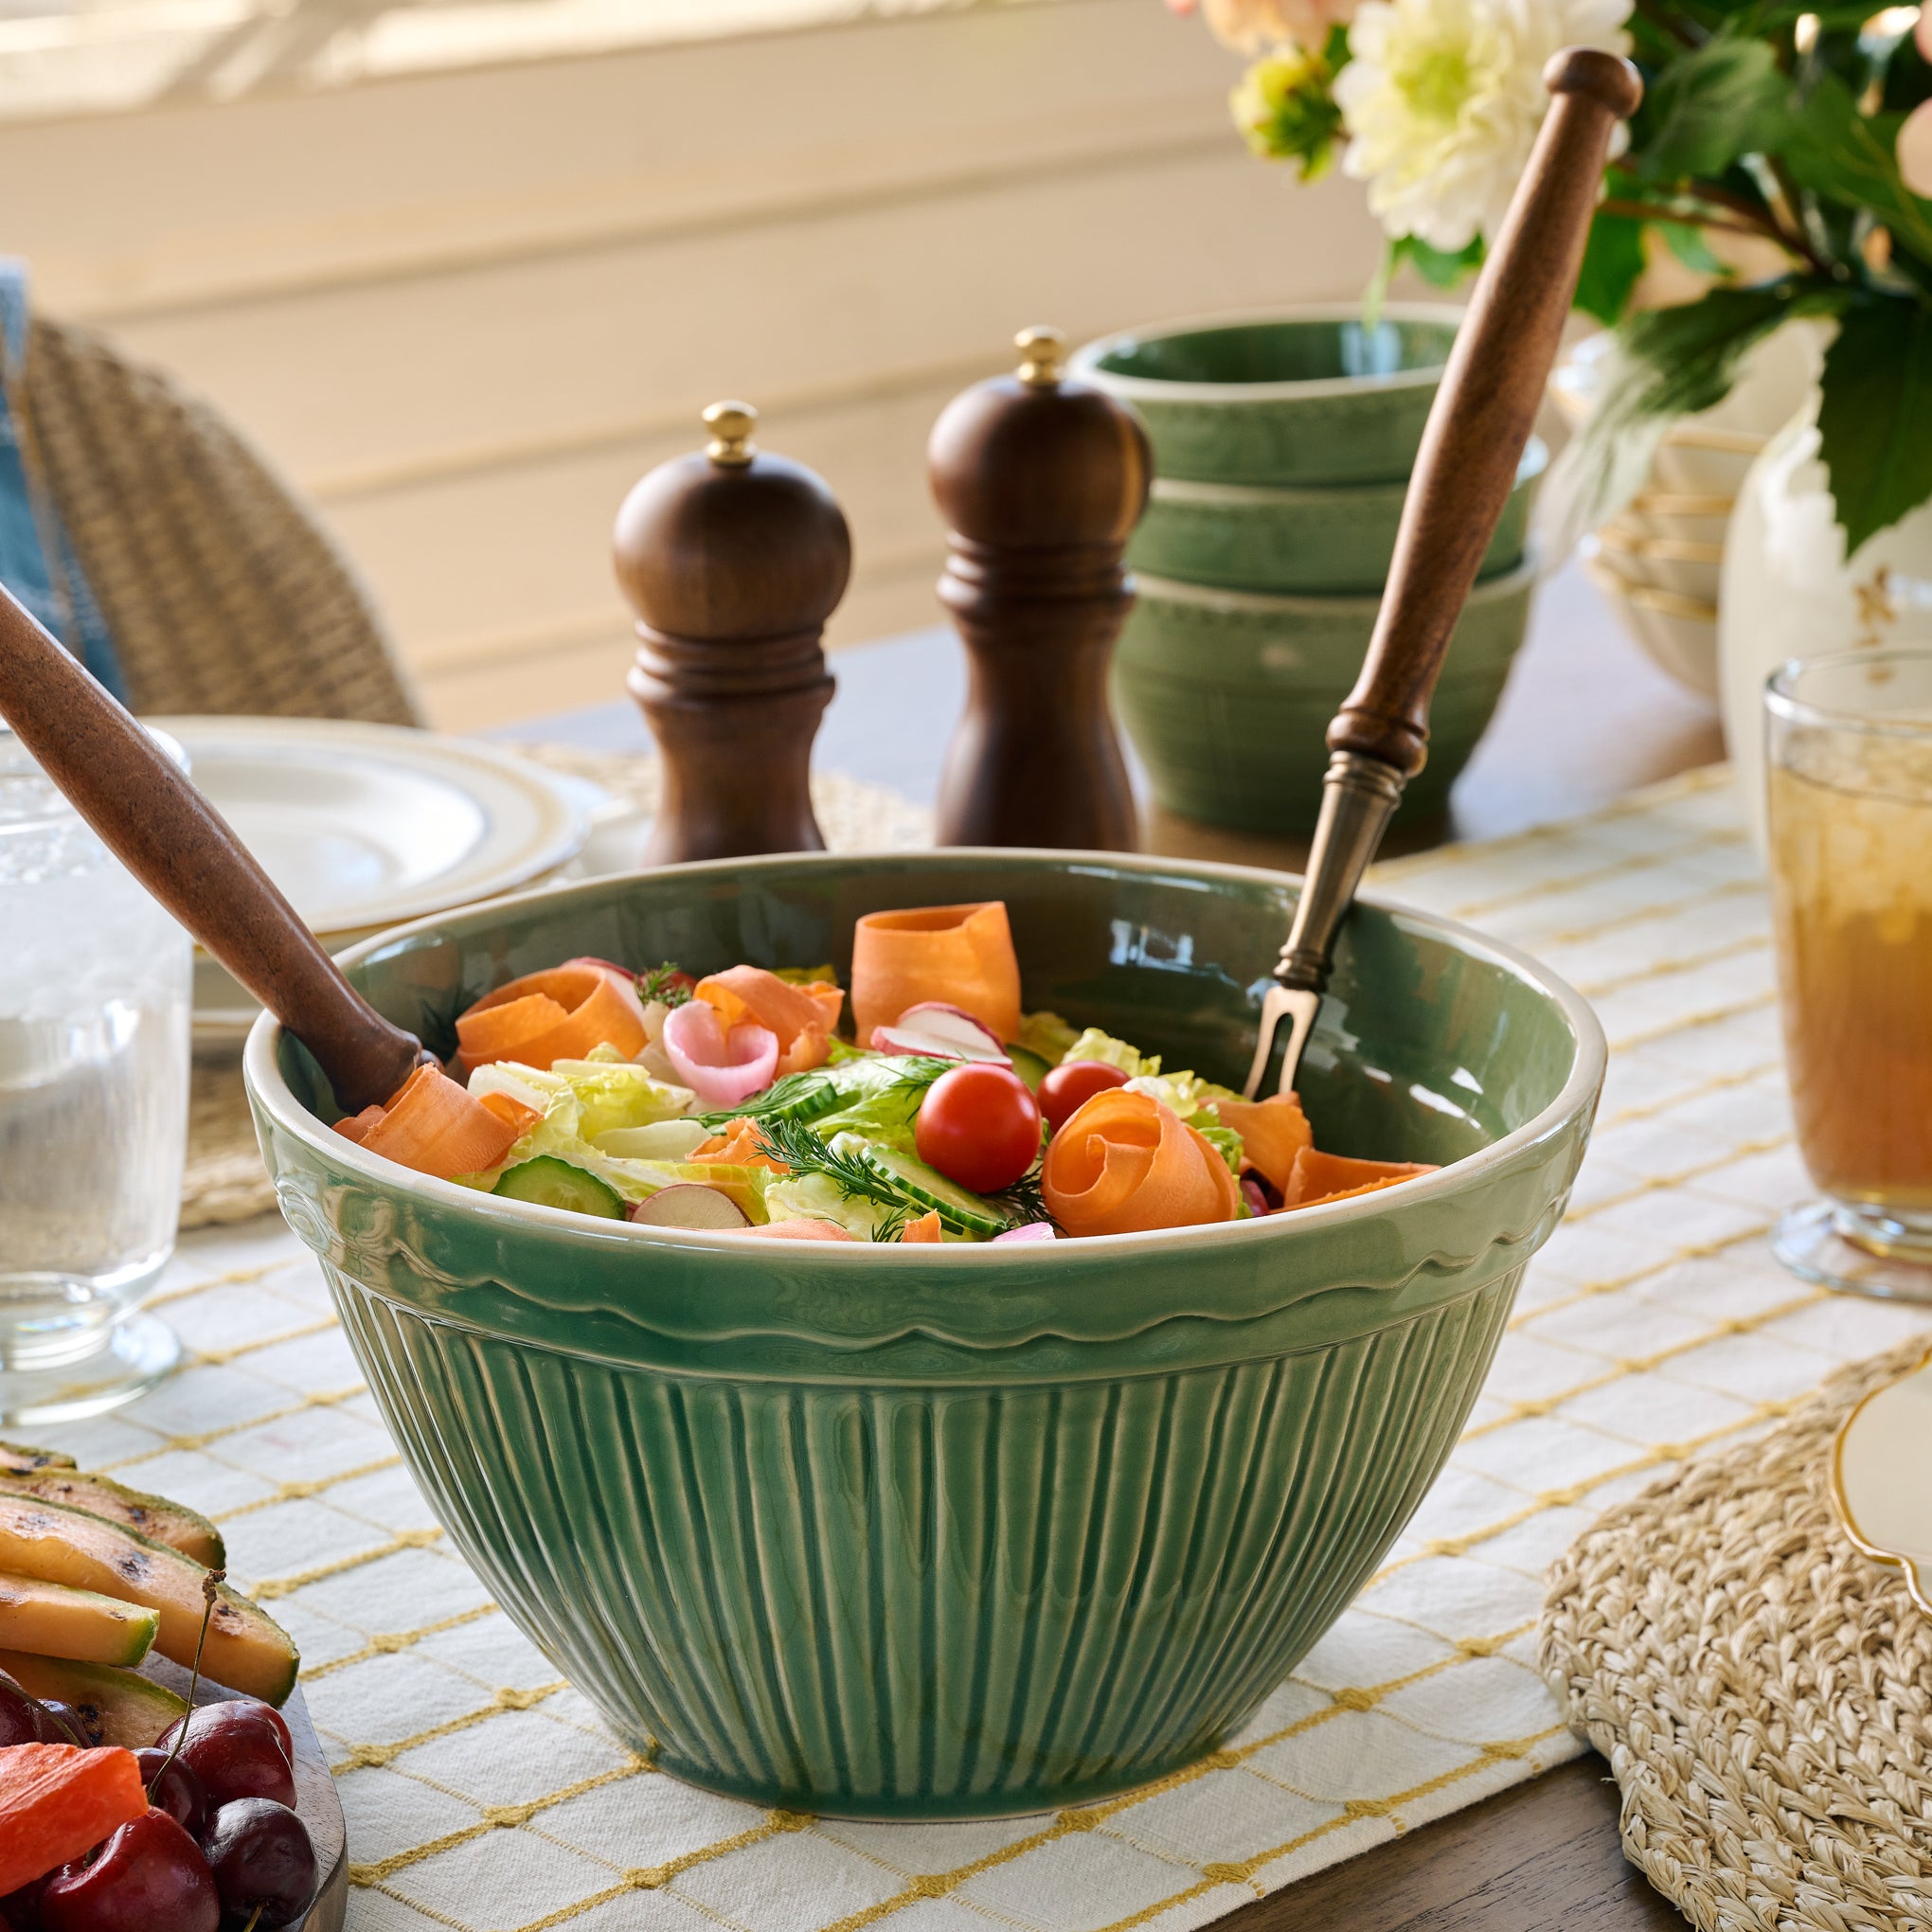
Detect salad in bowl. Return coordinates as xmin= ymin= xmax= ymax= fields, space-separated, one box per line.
xmin=331 ymin=899 xmax=1430 ymax=1245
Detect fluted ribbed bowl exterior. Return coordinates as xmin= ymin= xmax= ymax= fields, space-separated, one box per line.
xmin=246 ymin=850 xmax=1602 ymax=1819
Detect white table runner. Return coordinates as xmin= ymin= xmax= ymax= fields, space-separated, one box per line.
xmin=41 ymin=763 xmax=1929 ymax=1932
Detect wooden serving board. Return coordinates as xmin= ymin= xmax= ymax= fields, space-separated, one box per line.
xmin=140 ymin=1659 xmax=347 ymax=1932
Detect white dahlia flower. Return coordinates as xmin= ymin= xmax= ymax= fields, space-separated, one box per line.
xmin=1334 ymin=0 xmax=1632 ymax=252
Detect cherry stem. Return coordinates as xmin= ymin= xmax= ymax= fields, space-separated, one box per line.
xmin=242 ymin=1909 xmax=265 ymax=1932
xmin=147 ymin=1566 xmax=224 ymax=1796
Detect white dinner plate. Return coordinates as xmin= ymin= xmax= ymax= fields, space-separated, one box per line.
xmin=1832 ymin=1346 xmax=1932 ymax=1615
xmin=153 ymin=718 xmax=598 ymax=1042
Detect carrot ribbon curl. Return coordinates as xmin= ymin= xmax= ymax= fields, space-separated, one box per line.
xmin=850 ymin=902 xmax=1022 ymax=1046
xmin=1041 ymin=1089 xmax=1240 ymax=1238
xmin=456 ymin=957 xmax=649 ymax=1071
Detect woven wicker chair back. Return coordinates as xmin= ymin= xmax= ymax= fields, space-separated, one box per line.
xmin=20 ymin=315 xmax=420 ymax=725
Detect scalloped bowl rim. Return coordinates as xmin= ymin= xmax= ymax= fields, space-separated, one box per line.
xmin=243 ymin=847 xmax=1605 ymax=1262
xmin=1070 ymin=302 xmax=1467 ymax=404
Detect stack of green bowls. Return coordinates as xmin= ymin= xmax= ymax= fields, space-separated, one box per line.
xmin=1071 ymin=306 xmax=1546 ymax=834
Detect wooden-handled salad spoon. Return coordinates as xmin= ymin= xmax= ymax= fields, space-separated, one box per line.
xmin=1243 ymin=46 xmax=1644 ymax=1100
xmin=0 ymin=586 xmax=430 ymax=1116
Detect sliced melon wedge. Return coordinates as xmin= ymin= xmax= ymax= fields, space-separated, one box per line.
xmin=0 ymin=1496 xmax=297 ymax=1707
xmin=0 ymin=1440 xmax=76 ymax=1476
xmin=0 ymin=1649 xmax=188 ymax=1748
xmin=0 ymin=1469 xmax=224 ymax=1567
xmin=0 ymin=1570 xmax=158 ymax=1667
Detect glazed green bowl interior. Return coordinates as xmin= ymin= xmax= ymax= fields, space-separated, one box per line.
xmin=248 ymin=851 xmax=1602 ymax=1820
xmin=1088 ymin=313 xmax=1456 ymax=389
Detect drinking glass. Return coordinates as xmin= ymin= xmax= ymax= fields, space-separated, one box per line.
xmin=0 ymin=725 xmax=192 ymax=1420
xmin=1766 ymin=648 xmax=1932 ymax=1299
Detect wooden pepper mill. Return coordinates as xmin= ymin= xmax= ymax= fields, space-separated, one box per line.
xmin=928 ymin=327 xmax=1150 ymax=850
xmin=615 ymin=402 xmax=850 ymax=863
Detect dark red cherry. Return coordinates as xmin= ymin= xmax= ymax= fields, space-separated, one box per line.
xmin=152 ymin=1704 xmax=294 ymax=1809
xmin=133 ymin=1748 xmax=207 ymax=1840
xmin=0 ymin=1673 xmax=45 ymax=1747
xmin=39 ymin=1810 xmax=218 ymax=1932
xmin=33 ymin=1702 xmax=88 ymax=1748
xmin=201 ymin=1799 xmax=315 ymax=1928
xmin=0 ymin=1876 xmax=46 ymax=1931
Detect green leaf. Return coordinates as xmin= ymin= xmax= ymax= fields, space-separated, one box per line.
xmin=1816 ymin=299 xmax=1932 ymax=555
xmin=1779 ymin=68 xmax=1932 ymax=260
xmin=1657 ymin=221 xmax=1729 ymax=276
xmin=1637 ymin=38 xmax=1788 ymax=185
xmin=1575 ymin=211 xmax=1649 ymax=326
xmin=1397 ymin=233 xmax=1486 ymax=287
xmin=1550 ymin=277 xmax=1849 ymax=551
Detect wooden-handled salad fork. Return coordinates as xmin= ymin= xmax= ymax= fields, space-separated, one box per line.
xmin=1244 ymin=47 xmax=1644 ymax=1100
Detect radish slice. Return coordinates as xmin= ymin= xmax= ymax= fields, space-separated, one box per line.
xmin=660 ymin=999 xmax=778 ymax=1108
xmin=992 ymin=1221 xmax=1056 ymax=1243
xmin=869 ymin=1000 xmax=1009 ymax=1064
xmin=896 ymin=1003 xmax=1008 ymax=1054
xmin=629 ymin=1185 xmax=752 ymax=1230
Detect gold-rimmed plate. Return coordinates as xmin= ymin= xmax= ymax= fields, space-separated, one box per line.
xmin=1832 ymin=1345 xmax=1932 ymax=1613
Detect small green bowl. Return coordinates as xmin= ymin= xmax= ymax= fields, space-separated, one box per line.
xmin=1117 ymin=558 xmax=1538 ymax=833
xmin=1070 ymin=305 xmax=1462 ymax=487
xmin=1130 ymin=438 xmax=1547 ymax=596
xmin=244 ymin=850 xmax=1601 ymax=1820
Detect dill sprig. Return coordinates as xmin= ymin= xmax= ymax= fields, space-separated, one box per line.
xmin=636 ymin=961 xmax=693 ymax=1007
xmin=697 ymin=1068 xmax=838 ymax=1129
xmin=751 ymin=1117 xmax=912 ymax=1215
xmin=988 ymin=1167 xmax=1059 ymax=1232
xmin=417 ymin=980 xmax=491 ymax=1064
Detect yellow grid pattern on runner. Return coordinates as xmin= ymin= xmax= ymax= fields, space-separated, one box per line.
xmin=43 ymin=765 xmax=1931 ymax=1932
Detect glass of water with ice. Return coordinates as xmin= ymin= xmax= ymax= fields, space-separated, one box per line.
xmin=0 ymin=725 xmax=192 ymax=1422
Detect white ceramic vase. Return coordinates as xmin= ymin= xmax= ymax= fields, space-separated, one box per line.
xmin=1720 ymin=340 xmax=1932 ymax=860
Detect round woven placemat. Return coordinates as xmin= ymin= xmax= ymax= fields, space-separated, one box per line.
xmin=1540 ymin=1336 xmax=1932 ymax=1932
xmin=180 ymin=745 xmax=935 ymax=1228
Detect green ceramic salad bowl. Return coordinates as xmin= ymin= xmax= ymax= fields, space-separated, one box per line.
xmin=243 ymin=850 xmax=1602 ymax=1820
xmin=1128 ymin=438 xmax=1547 ymax=596
xmin=1070 ymin=304 xmax=1462 ymax=487
xmin=1117 ymin=557 xmax=1537 ymax=834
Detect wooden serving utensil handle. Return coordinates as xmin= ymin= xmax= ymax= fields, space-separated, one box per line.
xmin=0 ymin=586 xmax=429 ymax=1115
xmin=1328 ymin=47 xmax=1643 ymax=776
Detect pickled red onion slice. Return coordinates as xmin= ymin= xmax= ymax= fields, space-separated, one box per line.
xmin=660 ymin=999 xmax=779 ymax=1109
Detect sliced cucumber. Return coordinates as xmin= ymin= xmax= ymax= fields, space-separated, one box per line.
xmin=493 ymin=1156 xmax=626 ymax=1220
xmin=857 ymin=1146 xmax=1004 ymax=1238
xmin=1007 ymin=1046 xmax=1051 ymax=1093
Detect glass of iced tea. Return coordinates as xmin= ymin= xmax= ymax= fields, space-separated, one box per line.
xmin=1767 ymin=648 xmax=1932 ymax=1299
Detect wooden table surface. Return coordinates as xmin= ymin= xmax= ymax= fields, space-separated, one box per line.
xmin=498 ymin=560 xmax=1725 ymax=1931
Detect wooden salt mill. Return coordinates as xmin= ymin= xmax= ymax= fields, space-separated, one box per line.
xmin=616 ymin=402 xmax=850 ymax=863
xmin=929 ymin=327 xmax=1149 ymax=850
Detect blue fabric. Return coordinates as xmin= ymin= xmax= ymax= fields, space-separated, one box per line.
xmin=0 ymin=260 xmax=126 ymax=701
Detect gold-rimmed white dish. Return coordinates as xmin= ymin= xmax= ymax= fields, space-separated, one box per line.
xmin=155 ymin=718 xmax=608 ymax=1042
xmin=1832 ymin=1345 xmax=1932 ymax=1614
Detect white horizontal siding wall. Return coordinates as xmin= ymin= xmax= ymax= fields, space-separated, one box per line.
xmin=1 ymin=0 xmax=1385 ymax=729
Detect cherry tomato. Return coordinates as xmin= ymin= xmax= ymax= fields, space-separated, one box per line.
xmin=916 ymin=1064 xmax=1042 ymax=1194
xmin=1038 ymin=1059 xmax=1131 ymax=1134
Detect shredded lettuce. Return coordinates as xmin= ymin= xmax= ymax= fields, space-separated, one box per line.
xmin=596 ymin=1119 xmax=712 ymax=1161
xmin=764 ymin=1171 xmax=901 ymax=1240
xmin=1193 ymin=1119 xmax=1244 ymax=1175
xmin=546 ymin=1059 xmax=695 ymax=1140
xmin=803 ymin=1054 xmax=948 ymax=1155
xmin=1014 ymin=1011 xmax=1079 ymax=1065
xmin=1064 ymin=1029 xmax=1158 ymax=1078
